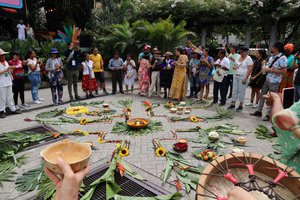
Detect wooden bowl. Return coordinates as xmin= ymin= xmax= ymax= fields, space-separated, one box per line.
xmin=103 ymin=108 xmax=111 ymax=113
xmin=102 ymin=103 xmax=109 ymax=108
xmin=173 ymin=142 xmax=188 ymax=153
xmin=196 ymin=152 xmax=300 ymax=200
xmin=127 ymin=118 xmax=149 ymax=129
xmin=177 ymin=106 xmax=184 ymax=111
xmin=40 ymin=140 xmax=91 ymax=174
xmin=170 ymin=108 xmax=177 ymax=113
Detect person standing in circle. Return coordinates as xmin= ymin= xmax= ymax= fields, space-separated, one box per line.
xmin=8 ymin=51 xmax=29 ymax=109
xmin=16 ymin=20 xmax=26 ymax=40
xmin=90 ymin=47 xmax=108 ymax=96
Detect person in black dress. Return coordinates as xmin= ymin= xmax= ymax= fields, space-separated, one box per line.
xmin=247 ymin=50 xmax=267 ymax=108
xmin=160 ymin=52 xmax=175 ymax=98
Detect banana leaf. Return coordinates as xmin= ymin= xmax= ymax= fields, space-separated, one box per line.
xmin=0 ymin=131 xmax=49 ymax=143
xmin=111 ymin=121 xmax=162 ymax=136
xmin=162 ymin=160 xmax=173 ymax=184
xmin=114 ymin=192 xmax=181 ymax=200
xmin=15 ymin=166 xmax=44 ymax=192
xmin=118 ymin=99 xmax=133 ymax=108
xmin=0 ymin=171 xmax=16 ymax=188
xmin=0 ymin=155 xmax=26 ymax=172
xmin=119 ymin=159 xmax=144 ymax=180
xmin=36 ymin=108 xmax=65 ymax=119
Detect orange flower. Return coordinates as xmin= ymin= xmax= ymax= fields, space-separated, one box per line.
xmin=117 ymin=162 xmax=125 ymax=177
xmin=144 ymin=100 xmax=151 ymax=107
xmin=53 ymin=133 xmax=60 ymax=138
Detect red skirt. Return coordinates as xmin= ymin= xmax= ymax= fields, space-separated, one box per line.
xmin=82 ymin=75 xmax=98 ymax=92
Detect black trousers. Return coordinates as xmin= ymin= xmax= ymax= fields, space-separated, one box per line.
xmin=111 ymin=70 xmax=123 ymax=93
xmin=190 ymin=76 xmax=199 ymax=97
xmin=213 ymin=76 xmax=228 ymax=104
xmin=226 ymin=74 xmax=233 ymax=97
xmin=13 ymin=78 xmax=25 ymax=105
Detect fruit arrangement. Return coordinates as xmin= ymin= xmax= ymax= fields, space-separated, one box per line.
xmin=195 ymin=149 xmax=218 ymax=161
xmin=165 ymin=101 xmax=175 ymax=108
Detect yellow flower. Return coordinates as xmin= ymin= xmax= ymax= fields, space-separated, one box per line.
xmin=74 ymin=129 xmax=83 ymax=134
xmin=190 ymin=116 xmax=198 ymax=123
xmin=116 ymin=143 xmax=121 ymax=149
xmin=155 ymin=147 xmax=166 ymax=157
xmin=119 ymin=148 xmax=129 ymax=157
xmin=145 ymin=106 xmax=151 ymax=111
xmin=82 ymin=132 xmax=89 ymax=136
xmin=80 ymin=118 xmax=88 ymax=125
xmin=97 ymin=137 xmax=106 ymax=144
xmin=66 ymin=106 xmax=89 ymax=115
xmin=127 ymin=107 xmax=132 ymax=112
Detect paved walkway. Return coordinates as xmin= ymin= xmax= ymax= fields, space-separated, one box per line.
xmin=0 ymin=80 xmax=274 ymax=200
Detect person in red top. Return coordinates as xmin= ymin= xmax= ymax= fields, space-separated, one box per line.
xmin=8 ymin=52 xmax=29 ymax=109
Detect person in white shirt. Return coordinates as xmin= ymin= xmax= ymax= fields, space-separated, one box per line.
xmin=123 ymin=54 xmax=136 ymax=94
xmin=81 ymin=53 xmax=98 ymax=98
xmin=227 ymin=46 xmax=253 ymax=111
xmin=212 ymin=49 xmax=230 ymax=106
xmin=26 ymin=23 xmax=35 ymax=39
xmin=16 ymin=20 xmax=26 ymax=40
xmin=27 ymin=50 xmax=44 ymax=104
xmin=0 ymin=49 xmax=21 ymax=118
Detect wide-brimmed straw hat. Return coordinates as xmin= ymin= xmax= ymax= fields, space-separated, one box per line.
xmin=163 ymin=52 xmax=173 ymax=56
xmin=49 ymin=48 xmax=59 ymax=54
xmin=193 ymin=48 xmax=202 ymax=55
xmin=0 ymin=48 xmax=9 ymax=56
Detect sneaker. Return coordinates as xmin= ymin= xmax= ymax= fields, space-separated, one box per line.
xmin=219 ymin=103 xmax=225 ymax=107
xmin=89 ymin=94 xmax=95 ymax=98
xmin=11 ymin=109 xmax=22 ymax=114
xmin=22 ymin=103 xmax=30 ymax=108
xmin=250 ymin=111 xmax=262 ymax=117
xmin=263 ymin=115 xmax=270 ymax=121
xmin=38 ymin=97 xmax=44 ymax=101
xmin=58 ymin=100 xmax=64 ymax=105
xmin=33 ymin=100 xmax=42 ymax=104
xmin=75 ymin=96 xmax=83 ymax=100
xmin=15 ymin=105 xmax=20 ymax=110
xmin=103 ymin=91 xmax=108 ymax=95
xmin=0 ymin=111 xmax=6 ymax=118
xmin=95 ymin=91 xmax=99 ymax=95
xmin=252 ymin=103 xmax=259 ymax=108
xmin=236 ymin=106 xmax=243 ymax=112
xmin=227 ymin=104 xmax=235 ymax=110
xmin=245 ymin=102 xmax=253 ymax=106
xmin=53 ymin=102 xmax=58 ymax=106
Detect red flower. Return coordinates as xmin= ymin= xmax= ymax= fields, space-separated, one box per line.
xmin=144 ymin=100 xmax=151 ymax=107
xmin=24 ymin=118 xmax=33 ymax=122
xmin=53 ymin=133 xmax=60 ymax=138
xmin=117 ymin=162 xmax=125 ymax=177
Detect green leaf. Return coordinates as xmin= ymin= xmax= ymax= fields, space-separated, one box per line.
xmin=119 ymin=160 xmax=144 ymax=180
xmin=36 ymin=108 xmax=65 ymax=119
xmin=106 ymin=181 xmax=122 ymax=200
xmin=114 ymin=192 xmax=181 ymax=200
xmin=0 ymin=171 xmax=16 ymax=188
xmin=15 ymin=166 xmax=43 ymax=192
xmin=162 ymin=160 xmax=173 ymax=184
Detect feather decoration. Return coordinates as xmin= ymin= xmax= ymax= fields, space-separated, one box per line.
xmin=57 ymin=25 xmax=81 ymax=43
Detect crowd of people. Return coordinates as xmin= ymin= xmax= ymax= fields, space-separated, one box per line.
xmin=0 ymin=40 xmax=299 ymax=119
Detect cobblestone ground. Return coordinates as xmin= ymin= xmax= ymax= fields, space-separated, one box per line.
xmin=0 ymin=82 xmax=274 ymax=200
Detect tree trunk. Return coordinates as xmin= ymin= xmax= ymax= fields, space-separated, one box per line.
xmin=201 ymin=28 xmax=207 ymax=47
xmin=269 ymin=20 xmax=278 ymax=51
xmin=245 ymin=25 xmax=252 ymax=48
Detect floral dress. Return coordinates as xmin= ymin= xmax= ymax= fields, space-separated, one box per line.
xmin=272 ymin=101 xmax=300 ymax=173
xmin=198 ymin=56 xmax=213 ymax=84
xmin=138 ymin=58 xmax=150 ymax=94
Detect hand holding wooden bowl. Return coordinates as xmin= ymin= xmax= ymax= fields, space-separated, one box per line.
xmin=127 ymin=118 xmax=149 ymax=129
xmin=40 ymin=140 xmax=91 ymax=174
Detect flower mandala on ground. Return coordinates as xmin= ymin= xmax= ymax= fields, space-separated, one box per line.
xmin=80 ymin=118 xmax=88 ymax=125
xmin=82 ymin=132 xmax=89 ymax=136
xmin=53 ymin=133 xmax=60 ymax=138
xmin=190 ymin=116 xmax=199 ymax=123
xmin=119 ymin=147 xmax=129 ymax=157
xmin=66 ymin=106 xmax=89 ymax=115
xmin=156 ymin=147 xmax=166 ymax=157
xmin=74 ymin=129 xmax=83 ymax=134
xmin=145 ymin=106 xmax=151 ymax=111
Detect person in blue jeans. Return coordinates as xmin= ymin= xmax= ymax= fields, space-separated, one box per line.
xmin=26 ymin=50 xmax=44 ymax=104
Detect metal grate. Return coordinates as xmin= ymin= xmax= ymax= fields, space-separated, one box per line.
xmin=79 ymin=164 xmax=168 ymax=199
xmin=3 ymin=125 xmax=67 ymax=150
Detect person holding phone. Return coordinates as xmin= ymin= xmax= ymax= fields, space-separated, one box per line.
xmin=64 ymin=41 xmax=82 ymax=102
xmin=292 ymin=51 xmax=300 ymax=102
xmin=0 ymin=49 xmax=21 ymax=118
xmin=251 ymin=42 xmax=287 ymax=121
xmin=27 ymin=50 xmax=44 ymax=104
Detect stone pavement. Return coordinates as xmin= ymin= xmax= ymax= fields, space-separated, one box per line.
xmin=0 ymin=81 xmax=274 ymax=200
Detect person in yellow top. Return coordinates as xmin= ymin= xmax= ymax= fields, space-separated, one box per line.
xmin=90 ymin=47 xmax=107 ymax=95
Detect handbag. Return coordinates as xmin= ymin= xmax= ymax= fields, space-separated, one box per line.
xmin=213 ymin=68 xmax=226 ymax=82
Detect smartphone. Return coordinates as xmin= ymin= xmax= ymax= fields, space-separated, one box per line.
xmin=282 ymin=87 xmax=295 ymax=109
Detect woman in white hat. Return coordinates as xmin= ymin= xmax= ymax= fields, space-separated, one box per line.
xmin=0 ymin=49 xmax=21 ymax=118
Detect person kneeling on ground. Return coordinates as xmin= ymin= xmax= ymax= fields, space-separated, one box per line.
xmin=0 ymin=48 xmax=21 ymax=118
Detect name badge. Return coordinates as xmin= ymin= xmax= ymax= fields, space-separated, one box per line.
xmin=72 ymin=60 xmax=76 ymax=66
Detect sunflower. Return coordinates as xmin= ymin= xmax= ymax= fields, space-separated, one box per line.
xmin=97 ymin=137 xmax=106 ymax=144
xmin=80 ymin=118 xmax=88 ymax=125
xmin=74 ymin=129 xmax=83 ymax=134
xmin=190 ymin=116 xmax=198 ymax=123
xmin=119 ymin=148 xmax=129 ymax=157
xmin=82 ymin=132 xmax=89 ymax=136
xmin=145 ymin=106 xmax=151 ymax=111
xmin=155 ymin=147 xmax=166 ymax=157
xmin=66 ymin=106 xmax=89 ymax=115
